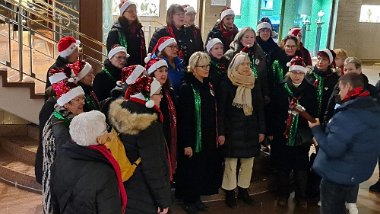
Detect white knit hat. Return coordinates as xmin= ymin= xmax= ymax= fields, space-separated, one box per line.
xmin=69 ymin=110 xmax=107 ymax=146
xmin=120 ymin=1 xmax=136 ymax=16
xmin=184 ymin=5 xmax=196 ymax=15
xmin=206 ymin=38 xmax=223 ymax=53
xmin=108 ymin=46 xmax=130 ymax=60
xmin=257 ymin=22 xmax=272 ymax=32
xmin=220 ymin=8 xmax=235 ymax=21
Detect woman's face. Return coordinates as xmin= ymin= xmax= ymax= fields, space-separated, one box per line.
xmin=185 ymin=13 xmax=196 ymax=26
xmin=209 ymin=43 xmax=224 ymax=59
xmin=64 ymin=95 xmax=85 ymax=115
xmin=344 ymin=62 xmax=361 ymax=75
xmin=122 ymin=5 xmax=137 ymax=22
xmin=259 ymin=28 xmax=271 ymax=42
xmin=80 ymin=69 xmax=95 ymax=86
xmin=335 ymin=56 xmax=345 ymax=68
xmin=110 ymin=52 xmax=127 ymax=69
xmin=289 ymin=71 xmax=305 ymax=85
xmin=316 ymin=55 xmax=330 ymax=71
xmin=236 ymin=57 xmax=251 ymax=75
xmin=172 ymin=11 xmax=185 ymax=28
xmin=67 ymin=47 xmax=79 ymax=63
xmin=153 ymin=66 xmax=168 ymax=85
xmin=162 ymin=43 xmax=178 ymax=59
xmin=193 ymin=59 xmax=210 ymax=80
xmin=284 ymin=39 xmax=298 ymax=56
xmin=222 ymin=15 xmax=235 ymax=29
xmin=241 ymin=30 xmax=255 ymax=48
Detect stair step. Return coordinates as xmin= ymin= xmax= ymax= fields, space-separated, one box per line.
xmin=27 ymin=124 xmax=40 ymax=141
xmin=0 ymin=150 xmax=41 ymax=193
xmin=0 ymin=124 xmax=29 ymax=137
xmin=0 ymin=136 xmax=38 ymax=165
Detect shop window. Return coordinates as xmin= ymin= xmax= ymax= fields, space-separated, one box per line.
xmin=359 ymin=5 xmax=380 ymax=23
xmin=166 ymin=0 xmax=197 ymax=11
xmin=112 ymin=0 xmax=160 ymax=17
xmin=230 ymin=0 xmax=242 ymax=16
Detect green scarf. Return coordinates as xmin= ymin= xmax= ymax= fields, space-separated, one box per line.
xmin=284 ymin=83 xmax=299 ymax=147
xmin=313 ymin=73 xmax=324 ymax=116
xmin=118 ymin=30 xmax=128 ymax=49
xmin=248 ymin=55 xmax=258 ymax=78
xmin=272 ymin=60 xmax=284 ymax=84
xmin=191 ymin=84 xmax=202 ymax=153
xmin=52 ymin=110 xmax=71 ymax=127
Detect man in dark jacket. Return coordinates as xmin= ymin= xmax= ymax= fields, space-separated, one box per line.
xmin=52 ymin=111 xmax=126 ymax=214
xmin=309 ymin=73 xmax=380 ymax=214
xmin=369 ymin=78 xmax=380 ymax=193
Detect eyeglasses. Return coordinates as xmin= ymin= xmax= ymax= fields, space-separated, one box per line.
xmin=285 ymin=45 xmax=297 ymax=49
xmin=196 ymin=64 xmax=210 ymax=69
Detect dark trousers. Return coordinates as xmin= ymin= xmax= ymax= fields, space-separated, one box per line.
xmin=320 ymin=178 xmax=358 ymax=214
xmin=345 ymin=184 xmax=359 ymax=203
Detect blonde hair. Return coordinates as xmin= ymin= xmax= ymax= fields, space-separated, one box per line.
xmin=187 ymin=52 xmax=211 ymax=73
xmin=344 ymin=57 xmax=362 ymax=69
xmin=334 ymin=48 xmax=348 ymax=59
xmin=227 ymin=52 xmax=249 ymax=75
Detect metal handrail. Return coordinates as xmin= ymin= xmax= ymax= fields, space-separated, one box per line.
xmin=35 ymin=0 xmax=79 ymax=16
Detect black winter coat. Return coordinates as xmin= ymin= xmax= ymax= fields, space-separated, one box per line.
xmin=305 ymin=67 xmax=339 ymax=125
xmin=208 ymin=56 xmax=229 ymax=101
xmin=207 ymin=22 xmax=238 ymax=52
xmin=218 ymin=78 xmax=266 ymax=158
xmin=188 ymin=25 xmax=204 ymax=53
xmin=52 ymin=143 xmax=122 ymax=214
xmin=93 ymin=59 xmax=123 ymax=102
xmin=108 ymin=99 xmax=171 ymax=214
xmin=148 ymin=25 xmax=202 ymax=66
xmin=78 ymin=82 xmax=100 ymax=112
xmin=106 ymin=17 xmax=147 ymax=66
xmin=268 ymin=79 xmax=318 ymax=144
xmin=225 ymin=43 xmax=269 ymax=99
xmin=175 ymin=74 xmax=222 ymax=201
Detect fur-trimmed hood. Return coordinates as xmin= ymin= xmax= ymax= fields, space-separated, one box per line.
xmin=109 ymin=99 xmax=157 ymax=135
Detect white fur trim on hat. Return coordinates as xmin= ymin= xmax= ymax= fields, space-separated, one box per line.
xmin=158 ymin=38 xmax=176 ymax=52
xmin=120 ymin=1 xmax=136 ymax=16
xmin=321 ymin=49 xmax=333 ymax=64
xmin=76 ymin=62 xmax=92 ymax=81
xmin=257 ymin=22 xmax=272 ymax=32
xmin=289 ymin=65 xmax=308 ymax=74
xmin=147 ymin=60 xmax=168 ymax=75
xmin=126 ymin=65 xmax=145 ymax=85
xmin=59 ymin=40 xmax=80 ymax=58
xmin=108 ymin=46 xmax=130 ymax=60
xmin=69 ymin=110 xmax=107 ymax=147
xmin=185 ymin=6 xmax=196 ymax=14
xmin=150 ymin=77 xmax=161 ymax=97
xmin=57 ymin=86 xmax=85 ymax=106
xmin=206 ymin=38 xmax=223 ymax=53
xmin=220 ymin=9 xmax=235 ymax=21
xmin=49 ymin=72 xmax=67 ymax=84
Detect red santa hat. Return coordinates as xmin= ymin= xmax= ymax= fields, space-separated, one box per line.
xmin=257 ymin=22 xmax=272 ymax=32
xmin=119 ymin=0 xmax=136 ymax=16
xmin=287 ymin=56 xmax=308 ymax=73
xmin=288 ymin=27 xmax=302 ymax=37
xmin=145 ymin=58 xmax=168 ymax=75
xmin=119 ymin=64 xmax=146 ymax=86
xmin=124 ymin=75 xmax=161 ymax=108
xmin=53 ymin=79 xmax=85 ymax=106
xmin=317 ymin=49 xmax=336 ymax=66
xmin=48 ymin=66 xmax=72 ymax=84
xmin=58 ymin=36 xmax=80 ymax=58
xmin=144 ymin=36 xmax=176 ymax=63
xmin=108 ymin=45 xmax=130 ymax=60
xmin=68 ymin=60 xmax=93 ymax=83
xmin=206 ymin=38 xmax=223 ymax=53
xmin=220 ymin=7 xmax=235 ymax=21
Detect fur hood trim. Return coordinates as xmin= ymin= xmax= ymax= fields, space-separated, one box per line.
xmin=109 ymin=99 xmax=157 ymax=135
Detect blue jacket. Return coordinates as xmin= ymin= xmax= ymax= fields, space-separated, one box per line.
xmin=165 ymin=56 xmax=185 ymax=96
xmin=312 ymin=96 xmax=380 ymax=185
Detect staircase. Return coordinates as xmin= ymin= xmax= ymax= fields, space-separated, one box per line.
xmin=0 ymin=124 xmax=41 ymax=193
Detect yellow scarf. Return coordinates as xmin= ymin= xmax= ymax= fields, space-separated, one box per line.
xmin=228 ymin=68 xmax=255 ymax=116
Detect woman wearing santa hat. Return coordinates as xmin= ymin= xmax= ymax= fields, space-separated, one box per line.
xmin=207 ymin=7 xmax=239 ymax=53
xmin=147 ymin=36 xmax=185 ymax=95
xmin=68 ymin=60 xmax=99 ymax=111
xmin=107 ymin=0 xmax=147 ymax=66
xmin=205 ymin=38 xmax=229 ymax=100
xmin=218 ymin=53 xmax=265 ymax=208
xmin=45 ymin=36 xmax=80 ymax=93
xmin=224 ymin=27 xmax=269 ymax=103
xmin=267 ymin=56 xmax=317 ymax=209
xmin=175 ymin=52 xmax=223 ymax=213
xmin=108 ymin=75 xmax=171 ymax=214
xmin=93 ymin=45 xmax=129 ymax=101
xmin=146 ymin=58 xmax=178 ymax=178
xmin=288 ymin=28 xmax=312 ymax=66
xmin=148 ymin=4 xmax=202 ymax=66
xmin=41 ymin=79 xmax=85 ymax=214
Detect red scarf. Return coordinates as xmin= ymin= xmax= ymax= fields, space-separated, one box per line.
xmin=88 ymin=145 xmax=127 ymax=214
xmin=167 ymin=25 xmax=184 ymax=59
xmin=342 ymin=87 xmax=370 ymax=103
xmin=219 ymin=22 xmax=237 ymax=49
xmin=164 ymin=89 xmax=177 ymax=175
